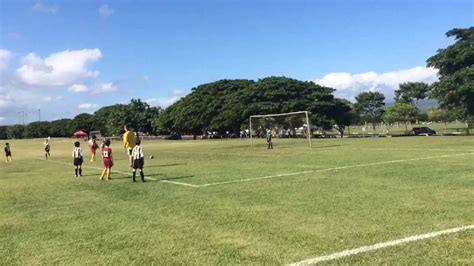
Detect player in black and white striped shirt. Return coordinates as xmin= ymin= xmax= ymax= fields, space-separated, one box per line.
xmin=131 ymin=139 xmax=146 ymax=182
xmin=72 ymin=141 xmax=84 ymax=177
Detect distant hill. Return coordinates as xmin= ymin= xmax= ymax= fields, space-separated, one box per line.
xmin=384 ymin=99 xmax=438 ymax=113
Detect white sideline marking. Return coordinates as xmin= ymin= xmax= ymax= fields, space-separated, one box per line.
xmin=320 ymin=147 xmax=474 ymax=152
xmin=159 ymin=180 xmax=201 ymax=187
xmin=198 ymin=171 xmax=314 ymax=187
xmin=288 ymin=225 xmax=474 ymax=265
xmin=197 ymin=152 xmax=474 ymax=187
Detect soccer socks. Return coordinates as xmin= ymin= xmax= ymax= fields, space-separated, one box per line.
xmin=107 ymin=169 xmax=111 ymax=180
xmin=132 ymin=170 xmax=145 ymax=182
xmin=75 ymin=168 xmax=78 ymax=177
xmin=79 ymin=168 xmax=82 ymax=176
xmin=100 ymin=169 xmax=106 ymax=180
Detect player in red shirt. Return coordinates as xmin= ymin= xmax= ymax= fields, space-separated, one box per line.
xmin=100 ymin=139 xmax=113 ymax=180
xmin=89 ymin=135 xmax=99 ymax=162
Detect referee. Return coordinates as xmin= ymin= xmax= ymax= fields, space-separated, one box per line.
xmin=131 ymin=139 xmax=146 ymax=182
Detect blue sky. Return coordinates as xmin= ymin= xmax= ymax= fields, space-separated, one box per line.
xmin=0 ymin=0 xmax=472 ymax=125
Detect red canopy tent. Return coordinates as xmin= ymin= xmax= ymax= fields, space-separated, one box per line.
xmin=73 ymin=130 xmax=88 ymax=138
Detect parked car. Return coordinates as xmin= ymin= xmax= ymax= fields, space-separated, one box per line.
xmin=165 ymin=132 xmax=182 ymax=140
xmin=411 ymin=127 xmax=436 ymax=136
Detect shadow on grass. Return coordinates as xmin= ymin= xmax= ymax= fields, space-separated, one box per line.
xmin=157 ymin=175 xmax=194 ymax=181
xmin=316 ymin=144 xmax=342 ymax=149
xmin=89 ymin=173 xmax=194 ymax=182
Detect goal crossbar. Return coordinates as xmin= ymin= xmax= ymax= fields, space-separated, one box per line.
xmin=250 ymin=111 xmax=310 ymax=119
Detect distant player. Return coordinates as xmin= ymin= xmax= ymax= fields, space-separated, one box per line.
xmin=122 ymin=125 xmax=136 ymax=167
xmin=4 ymin=143 xmax=12 ymax=162
xmin=100 ymin=139 xmax=113 ymax=180
xmin=72 ymin=141 xmax=84 ymax=177
xmin=44 ymin=138 xmax=51 ymax=159
xmin=266 ymin=128 xmax=273 ymax=149
xmin=89 ymin=135 xmax=99 ymax=162
xmin=131 ymin=139 xmax=146 ymax=182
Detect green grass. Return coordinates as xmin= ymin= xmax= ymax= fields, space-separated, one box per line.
xmin=1 ymin=136 xmax=473 ymax=264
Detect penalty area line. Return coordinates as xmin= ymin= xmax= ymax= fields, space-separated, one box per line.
xmin=288 ymin=225 xmax=474 ymax=265
xmin=197 ymin=152 xmax=474 ymax=187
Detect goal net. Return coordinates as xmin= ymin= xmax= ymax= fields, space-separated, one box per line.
xmin=89 ymin=131 xmax=102 ymax=140
xmin=249 ymin=111 xmax=312 ymax=148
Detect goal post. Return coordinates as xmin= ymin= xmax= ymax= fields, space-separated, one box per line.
xmin=89 ymin=131 xmax=102 ymax=140
xmin=249 ymin=111 xmax=312 ymax=148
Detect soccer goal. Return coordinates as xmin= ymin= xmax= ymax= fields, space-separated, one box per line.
xmin=89 ymin=131 xmax=102 ymax=140
xmin=249 ymin=111 xmax=312 ymax=148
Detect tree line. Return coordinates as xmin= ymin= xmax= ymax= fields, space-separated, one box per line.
xmin=0 ymin=27 xmax=472 ymax=139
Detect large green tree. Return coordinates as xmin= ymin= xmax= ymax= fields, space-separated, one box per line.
xmin=6 ymin=125 xmax=24 ymax=139
xmin=354 ymin=91 xmax=386 ymax=131
xmin=70 ymin=113 xmax=94 ymax=133
xmin=158 ymin=79 xmax=255 ymax=137
xmin=0 ymin=126 xmax=8 ymax=140
xmin=159 ymin=77 xmax=340 ymax=136
xmin=49 ymin=119 xmax=73 ymax=137
xmin=427 ymin=27 xmax=474 ymax=128
xmin=384 ymin=102 xmax=419 ymax=132
xmin=330 ymin=99 xmax=358 ymax=138
xmin=394 ymin=82 xmax=429 ymax=106
xmin=24 ymin=121 xmax=51 ymax=138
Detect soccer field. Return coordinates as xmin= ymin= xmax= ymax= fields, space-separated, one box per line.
xmin=1 ymin=136 xmax=473 ymax=264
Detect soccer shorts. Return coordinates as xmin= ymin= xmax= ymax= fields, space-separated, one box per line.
xmin=103 ymin=158 xmax=113 ymax=168
xmin=128 ymin=148 xmax=133 ymax=156
xmin=133 ymin=158 xmax=144 ymax=169
xmin=73 ymin=157 xmax=83 ymax=166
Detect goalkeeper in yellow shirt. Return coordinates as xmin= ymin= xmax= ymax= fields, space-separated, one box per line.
xmin=122 ymin=125 xmax=136 ymax=167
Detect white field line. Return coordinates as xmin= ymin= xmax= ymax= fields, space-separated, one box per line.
xmin=288 ymin=225 xmax=474 ymax=265
xmin=198 ymin=171 xmax=314 ymax=187
xmin=319 ymin=147 xmax=474 ymax=152
xmin=41 ymin=159 xmax=161 ymax=182
xmin=159 ymin=180 xmax=201 ymax=187
xmin=197 ymin=152 xmax=474 ymax=187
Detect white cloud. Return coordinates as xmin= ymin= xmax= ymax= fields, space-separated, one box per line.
xmin=16 ymin=49 xmax=102 ymax=86
xmin=0 ymin=117 xmax=5 ymax=122
xmin=68 ymin=84 xmax=89 ymax=93
xmin=97 ymin=82 xmax=117 ymax=93
xmin=0 ymin=49 xmax=12 ymax=72
xmin=315 ymin=66 xmax=438 ymax=101
xmin=69 ymin=82 xmax=118 ymax=94
xmin=99 ymin=4 xmax=114 ymax=17
xmin=32 ymin=2 xmax=59 ymax=14
xmin=41 ymin=96 xmax=63 ymax=102
xmin=78 ymin=103 xmax=99 ymax=109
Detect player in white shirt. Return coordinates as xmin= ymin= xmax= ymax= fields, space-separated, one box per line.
xmin=72 ymin=141 xmax=84 ymax=177
xmin=131 ymin=139 xmax=146 ymax=182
